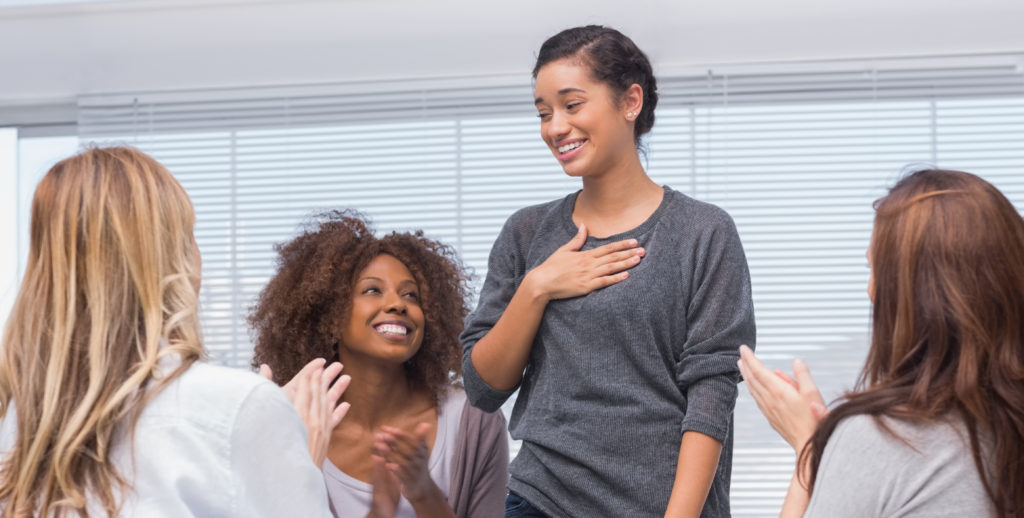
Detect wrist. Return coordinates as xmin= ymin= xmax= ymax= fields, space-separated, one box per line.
xmin=406 ymin=480 xmax=446 ymax=508
xmin=520 ymin=271 xmax=551 ymax=304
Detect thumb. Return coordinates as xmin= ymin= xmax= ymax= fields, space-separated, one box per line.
xmin=810 ymin=402 xmax=830 ymax=421
xmin=414 ymin=422 xmax=432 ymax=445
xmin=561 ymin=223 xmax=588 ymax=251
xmin=258 ymin=364 xmax=273 ymax=382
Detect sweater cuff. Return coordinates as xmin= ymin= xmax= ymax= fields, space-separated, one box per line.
xmin=461 ymin=351 xmax=518 ymax=413
xmin=679 ymin=374 xmax=738 ymax=443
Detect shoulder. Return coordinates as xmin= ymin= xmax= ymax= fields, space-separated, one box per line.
xmin=499 ymin=194 xmax=573 ymax=239
xmin=829 ymin=413 xmax=968 ymax=454
xmin=660 ymin=187 xmax=737 ymax=233
xmin=143 ymin=362 xmax=289 ymax=435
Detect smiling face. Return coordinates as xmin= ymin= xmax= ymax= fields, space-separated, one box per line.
xmin=533 ymin=58 xmax=641 ymax=178
xmin=339 ymin=253 xmax=426 ymax=365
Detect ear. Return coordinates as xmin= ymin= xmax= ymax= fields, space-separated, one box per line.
xmin=622 ymin=83 xmax=644 ymax=121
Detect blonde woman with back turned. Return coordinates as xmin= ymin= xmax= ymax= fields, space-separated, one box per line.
xmin=0 ymin=147 xmax=342 ymax=517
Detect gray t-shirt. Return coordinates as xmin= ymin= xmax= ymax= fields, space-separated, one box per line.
xmin=805 ymin=414 xmax=996 ymax=517
xmin=461 ymin=187 xmax=756 ymax=517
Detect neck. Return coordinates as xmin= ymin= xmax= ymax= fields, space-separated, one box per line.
xmin=577 ymin=151 xmax=661 ymax=218
xmin=337 ymin=354 xmax=428 ymax=429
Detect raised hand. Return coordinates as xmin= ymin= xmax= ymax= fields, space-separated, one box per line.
xmin=525 ymin=223 xmax=644 ymax=302
xmin=261 ymin=359 xmax=351 ymax=467
xmin=738 ymin=345 xmax=826 ymax=451
xmin=373 ymin=423 xmax=436 ymax=502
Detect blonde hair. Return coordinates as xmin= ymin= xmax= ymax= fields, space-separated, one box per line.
xmin=0 ymin=147 xmax=205 ymax=517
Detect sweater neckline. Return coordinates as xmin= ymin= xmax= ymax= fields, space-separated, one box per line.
xmin=560 ymin=185 xmax=674 ymax=244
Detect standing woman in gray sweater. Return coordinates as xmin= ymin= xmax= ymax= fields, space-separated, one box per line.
xmin=460 ymin=26 xmax=755 ymax=517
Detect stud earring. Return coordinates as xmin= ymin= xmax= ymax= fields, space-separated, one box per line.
xmin=627 ymin=112 xmax=634 ymax=119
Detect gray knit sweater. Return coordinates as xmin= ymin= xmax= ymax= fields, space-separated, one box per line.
xmin=460 ymin=187 xmax=756 ymax=518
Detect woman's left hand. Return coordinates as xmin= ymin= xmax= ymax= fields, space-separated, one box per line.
xmin=737 ymin=345 xmax=827 ymax=452
xmin=373 ymin=423 xmax=439 ymax=503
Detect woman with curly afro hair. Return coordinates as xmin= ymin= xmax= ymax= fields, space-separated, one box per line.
xmin=250 ymin=211 xmax=509 ymax=518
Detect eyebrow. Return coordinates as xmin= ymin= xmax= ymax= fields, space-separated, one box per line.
xmin=357 ymin=276 xmax=417 ymax=286
xmin=534 ymin=87 xmax=587 ymax=105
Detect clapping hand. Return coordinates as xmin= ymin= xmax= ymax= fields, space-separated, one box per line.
xmin=260 ymin=358 xmax=351 ymax=467
xmin=737 ymin=345 xmax=828 ymax=452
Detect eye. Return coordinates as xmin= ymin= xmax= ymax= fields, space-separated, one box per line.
xmin=402 ymin=291 xmax=420 ymax=301
xmin=361 ymin=286 xmax=381 ymax=295
xmin=566 ymin=101 xmax=582 ymax=111
xmin=537 ymin=111 xmax=551 ymax=120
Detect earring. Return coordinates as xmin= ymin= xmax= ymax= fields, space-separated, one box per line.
xmin=627 ymin=112 xmax=635 ymax=119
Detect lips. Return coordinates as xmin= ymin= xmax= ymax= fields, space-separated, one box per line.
xmin=555 ymin=138 xmax=587 ymax=160
xmin=373 ymin=321 xmax=411 ymax=340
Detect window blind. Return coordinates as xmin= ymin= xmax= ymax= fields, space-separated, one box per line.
xmin=77 ymin=54 xmax=1024 ymax=516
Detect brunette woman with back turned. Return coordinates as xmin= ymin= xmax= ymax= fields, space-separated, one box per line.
xmin=461 ymin=26 xmax=755 ymax=517
xmin=740 ymin=169 xmax=1024 ymax=517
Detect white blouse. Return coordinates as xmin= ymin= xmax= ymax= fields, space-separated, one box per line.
xmin=0 ymin=360 xmax=332 ymax=517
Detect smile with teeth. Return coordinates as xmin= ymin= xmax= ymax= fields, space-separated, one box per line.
xmin=558 ymin=140 xmax=585 ymax=154
xmin=374 ymin=323 xmax=408 ymax=338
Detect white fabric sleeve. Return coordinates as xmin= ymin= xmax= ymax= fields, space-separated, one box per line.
xmin=229 ymin=382 xmax=333 ymax=517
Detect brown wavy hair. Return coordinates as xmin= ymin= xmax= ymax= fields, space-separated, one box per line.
xmin=249 ymin=211 xmax=471 ymax=400
xmin=801 ymin=169 xmax=1024 ymax=517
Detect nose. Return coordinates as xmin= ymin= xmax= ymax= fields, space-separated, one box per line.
xmin=384 ymin=291 xmax=407 ymax=315
xmin=545 ymin=110 xmax=570 ymax=143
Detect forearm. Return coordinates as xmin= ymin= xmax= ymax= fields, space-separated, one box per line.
xmin=664 ymin=431 xmax=722 ymax=518
xmin=469 ymin=272 xmax=549 ymax=391
xmin=779 ymin=461 xmax=811 ymax=518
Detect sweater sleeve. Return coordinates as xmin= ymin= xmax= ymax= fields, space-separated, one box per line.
xmin=459 ymin=217 xmax=524 ymax=412
xmin=676 ymin=213 xmax=756 ymax=442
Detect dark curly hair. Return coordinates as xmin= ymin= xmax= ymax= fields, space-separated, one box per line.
xmin=249 ymin=211 xmax=471 ymax=401
xmin=533 ymin=25 xmax=659 ymax=148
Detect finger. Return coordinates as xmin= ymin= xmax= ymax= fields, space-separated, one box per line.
xmin=559 ymin=223 xmax=588 ymax=252
xmin=587 ymin=271 xmax=630 ymax=291
xmin=327 ymin=374 xmax=351 ymax=407
xmin=597 ymin=255 xmax=642 ymax=277
xmin=331 ymin=401 xmax=351 ymax=428
xmin=597 ymin=247 xmax=645 ymax=265
xmin=284 ymin=358 xmax=328 ymax=395
xmin=310 ymin=366 xmax=324 ymax=422
xmin=738 ymin=345 xmax=783 ymax=391
xmin=379 ymin=426 xmax=422 ymax=456
xmin=792 ymin=358 xmax=825 ymax=404
xmin=773 ymin=369 xmax=798 ymax=389
xmin=590 ymin=238 xmax=640 ymax=258
xmin=413 ymin=422 xmax=431 ymax=444
xmin=292 ymin=368 xmax=312 ymax=417
xmin=258 ymin=364 xmax=273 ymax=382
xmin=322 ymin=362 xmax=344 ymax=390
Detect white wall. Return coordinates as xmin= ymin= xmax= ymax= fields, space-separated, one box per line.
xmin=2 ymin=0 xmax=1024 ymax=107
